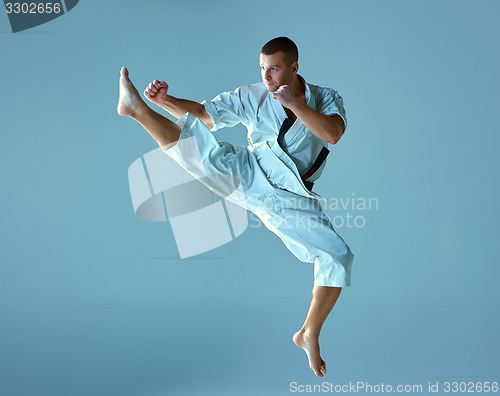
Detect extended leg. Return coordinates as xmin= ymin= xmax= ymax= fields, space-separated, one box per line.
xmin=117 ymin=67 xmax=181 ymax=148
xmin=293 ymin=286 xmax=342 ymax=377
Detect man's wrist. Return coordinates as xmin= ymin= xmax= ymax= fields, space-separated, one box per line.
xmin=161 ymin=95 xmax=175 ymax=108
xmin=289 ymin=100 xmax=307 ymax=114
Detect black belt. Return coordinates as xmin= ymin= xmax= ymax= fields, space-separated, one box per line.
xmin=277 ymin=117 xmax=330 ymax=192
xmin=277 ymin=117 xmax=295 ymax=148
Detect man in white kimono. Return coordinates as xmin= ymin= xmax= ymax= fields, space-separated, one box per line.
xmin=117 ymin=37 xmax=354 ymax=378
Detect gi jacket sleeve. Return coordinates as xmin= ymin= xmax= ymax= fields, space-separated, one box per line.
xmin=317 ymin=89 xmax=348 ymax=131
xmin=202 ymin=87 xmax=249 ymax=132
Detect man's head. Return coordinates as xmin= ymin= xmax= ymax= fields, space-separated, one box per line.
xmin=260 ymin=36 xmax=299 ymax=92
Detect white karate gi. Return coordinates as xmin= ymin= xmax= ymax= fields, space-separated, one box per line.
xmin=162 ymin=76 xmax=354 ymax=287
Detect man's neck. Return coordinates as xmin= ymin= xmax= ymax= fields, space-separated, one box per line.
xmin=289 ymin=74 xmax=306 ymax=97
xmin=281 ymin=75 xmax=307 ymax=121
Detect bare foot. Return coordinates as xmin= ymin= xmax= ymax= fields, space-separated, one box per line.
xmin=117 ymin=67 xmax=147 ymax=118
xmin=293 ymin=329 xmax=327 ymax=377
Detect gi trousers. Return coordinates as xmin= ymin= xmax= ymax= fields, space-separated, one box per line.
xmin=162 ymin=114 xmax=354 ymax=287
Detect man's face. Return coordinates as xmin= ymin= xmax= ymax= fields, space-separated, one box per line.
xmin=259 ymin=51 xmax=298 ymax=92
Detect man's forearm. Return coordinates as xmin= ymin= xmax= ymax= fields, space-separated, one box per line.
xmin=291 ymin=103 xmax=344 ymax=145
xmin=159 ymin=96 xmax=214 ymax=129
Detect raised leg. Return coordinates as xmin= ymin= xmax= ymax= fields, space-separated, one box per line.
xmin=293 ymin=286 xmax=342 ymax=377
xmin=117 ymin=67 xmax=181 ymax=148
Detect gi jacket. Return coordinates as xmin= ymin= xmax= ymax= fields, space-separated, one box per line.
xmin=203 ymin=76 xmax=348 ymax=201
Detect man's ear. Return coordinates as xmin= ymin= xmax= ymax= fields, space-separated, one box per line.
xmin=292 ymin=62 xmax=299 ymax=74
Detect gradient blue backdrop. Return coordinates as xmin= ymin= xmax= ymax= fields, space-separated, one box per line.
xmin=1 ymin=1 xmax=499 ymax=395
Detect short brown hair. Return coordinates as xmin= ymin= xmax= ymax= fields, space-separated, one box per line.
xmin=261 ymin=36 xmax=299 ymax=66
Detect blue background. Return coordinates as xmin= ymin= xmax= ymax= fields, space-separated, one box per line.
xmin=1 ymin=1 xmax=499 ymax=395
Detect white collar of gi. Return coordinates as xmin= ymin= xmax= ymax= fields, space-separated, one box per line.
xmin=298 ymin=74 xmax=315 ymax=108
xmin=270 ymin=74 xmax=316 ymax=122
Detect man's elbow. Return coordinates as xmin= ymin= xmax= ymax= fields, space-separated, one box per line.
xmin=201 ymin=108 xmax=215 ymax=130
xmin=203 ymin=120 xmax=215 ymax=130
xmin=326 ymin=127 xmax=344 ymax=145
xmin=327 ymin=116 xmax=345 ymax=144
xmin=327 ymin=136 xmax=340 ymax=145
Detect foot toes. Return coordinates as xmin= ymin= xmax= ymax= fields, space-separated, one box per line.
xmin=121 ymin=67 xmax=129 ymax=79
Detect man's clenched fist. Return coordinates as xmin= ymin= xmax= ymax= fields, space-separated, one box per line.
xmin=144 ymin=80 xmax=169 ymax=105
xmin=272 ymin=85 xmax=298 ymax=110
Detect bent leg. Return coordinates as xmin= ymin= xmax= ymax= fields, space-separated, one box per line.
xmin=254 ymin=192 xmax=353 ymax=287
xmin=117 ymin=67 xmax=181 ymax=148
xmin=293 ymin=286 xmax=342 ymax=378
xmin=251 ymin=192 xmax=353 ymax=377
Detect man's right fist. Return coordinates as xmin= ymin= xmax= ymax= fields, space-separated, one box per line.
xmin=144 ymin=80 xmax=169 ymax=105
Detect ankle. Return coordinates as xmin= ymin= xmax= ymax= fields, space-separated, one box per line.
xmin=130 ymin=102 xmax=149 ymax=120
xmin=298 ymin=327 xmax=320 ymax=339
